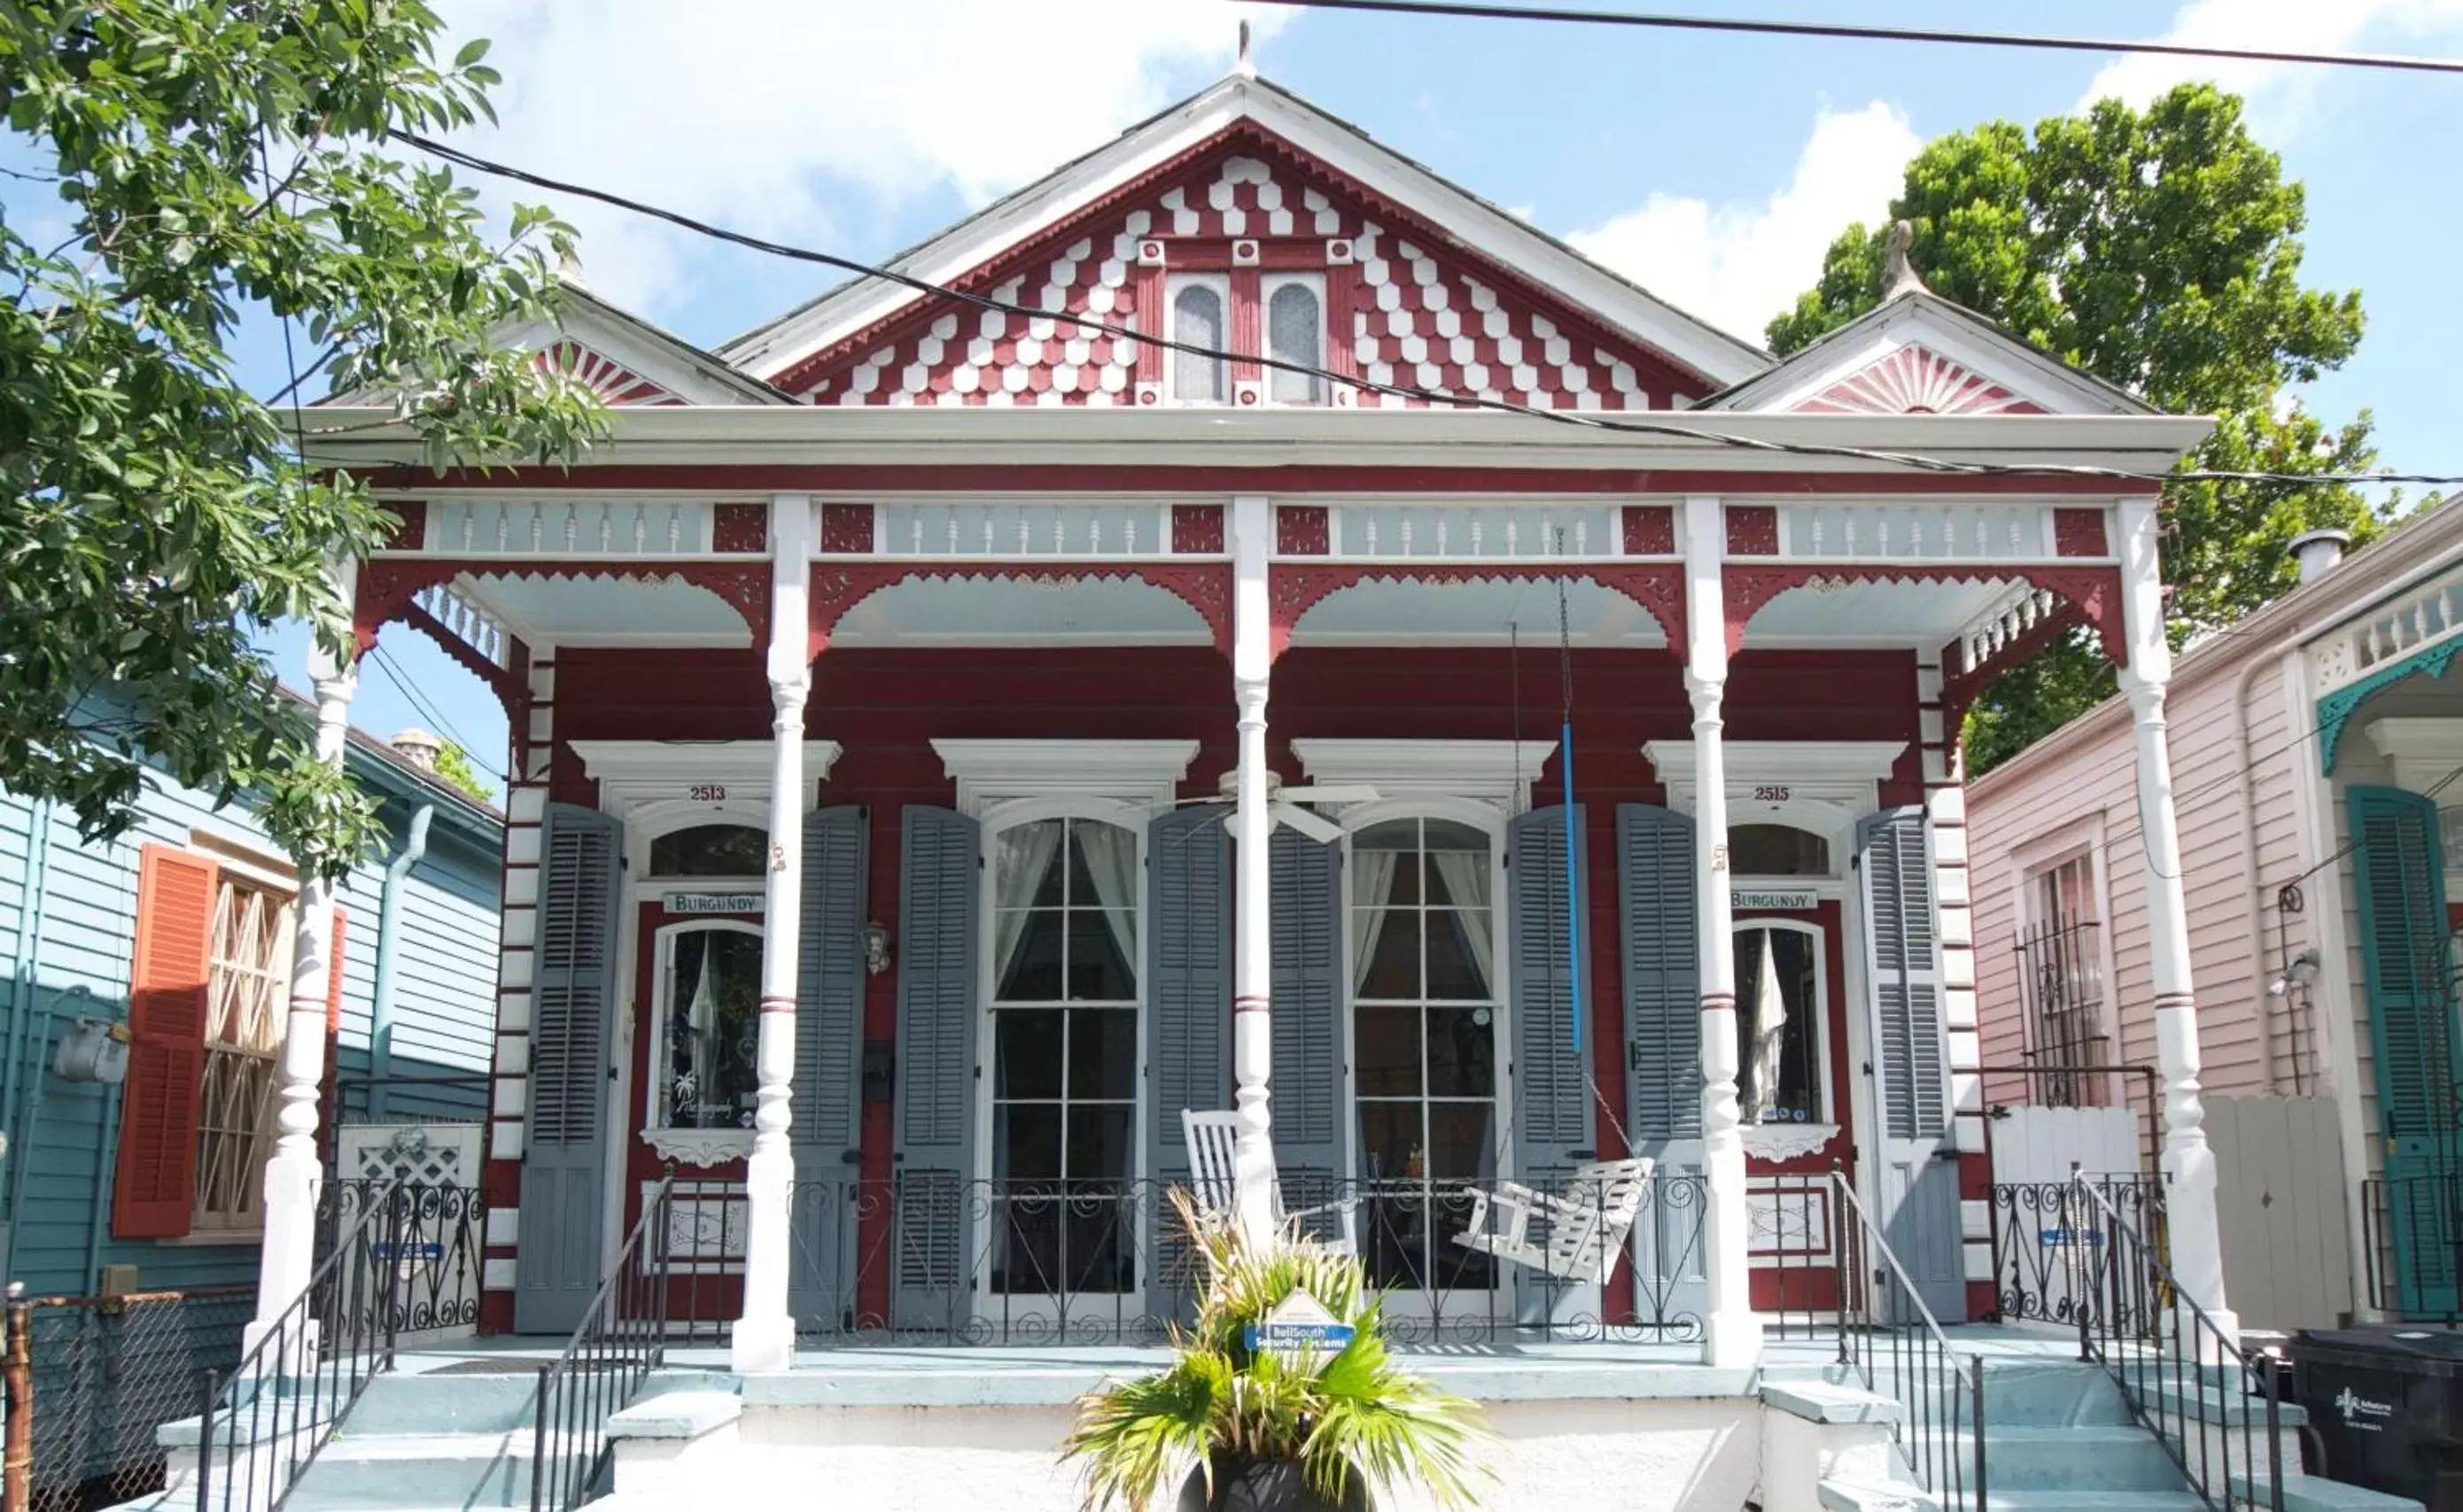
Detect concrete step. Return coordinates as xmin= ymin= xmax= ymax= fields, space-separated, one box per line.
xmin=1972 ymin=1361 xmax=2135 ymax=1428
xmin=2123 ymin=1377 xmax=2309 ymax=1429
xmin=344 ymin=1370 xmax=543 ymax=1435
xmin=1980 ymin=1493 xmax=2208 ymax=1512
xmin=1962 ymin=1427 xmax=2188 ymax=1493
xmin=282 ymin=1431 xmax=535 ymax=1511
xmin=1818 ymin=1477 xmax=1942 ymax=1512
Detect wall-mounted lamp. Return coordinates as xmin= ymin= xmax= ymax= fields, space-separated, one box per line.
xmin=862 ymin=920 xmax=893 ymax=976
xmin=2266 ymin=949 xmax=2323 ymax=997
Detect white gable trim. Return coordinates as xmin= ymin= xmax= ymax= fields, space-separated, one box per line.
xmin=1707 ymin=297 xmax=2146 ymax=418
xmin=719 ymin=75 xmax=1769 ymax=390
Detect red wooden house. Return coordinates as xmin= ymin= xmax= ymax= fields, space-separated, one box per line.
xmin=269 ymin=68 xmax=2232 ymax=1387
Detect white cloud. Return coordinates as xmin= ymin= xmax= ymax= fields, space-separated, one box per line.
xmin=2081 ymin=0 xmax=2463 ymax=132
xmin=440 ymin=0 xmax=1284 ymax=314
xmin=1566 ymin=102 xmax=1920 ymax=347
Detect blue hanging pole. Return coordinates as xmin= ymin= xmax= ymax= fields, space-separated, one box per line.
xmin=1560 ymin=717 xmax=1581 ymax=1057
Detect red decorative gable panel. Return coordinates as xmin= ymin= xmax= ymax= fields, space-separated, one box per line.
xmin=537 ymin=341 xmax=688 ymax=406
xmin=788 ymin=131 xmax=1712 ymax=411
xmin=1794 ymin=345 xmax=2045 ymax=417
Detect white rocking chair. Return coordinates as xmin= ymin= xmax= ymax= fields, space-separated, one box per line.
xmin=1450 ymin=1156 xmax=1655 ymax=1285
xmin=1180 ymin=1109 xmax=1359 ymax=1253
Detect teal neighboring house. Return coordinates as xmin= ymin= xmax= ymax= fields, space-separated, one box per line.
xmin=1 ymin=717 xmax=501 ymax=1299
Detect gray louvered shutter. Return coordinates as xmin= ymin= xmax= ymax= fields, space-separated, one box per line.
xmin=516 ymin=803 xmax=623 ymax=1334
xmin=1620 ymin=804 xmax=1699 ymax=1143
xmin=1860 ymin=805 xmax=1964 ymax=1320
xmin=1509 ymin=805 xmax=1589 ymax=1181
xmin=892 ymin=804 xmax=979 ymax=1330
xmin=1147 ymin=807 xmax=1229 ymax=1317
xmin=1270 ymin=826 xmax=1346 ymax=1238
xmin=1863 ymin=809 xmax=1945 ymax=1141
xmin=790 ymin=805 xmax=867 ymax=1329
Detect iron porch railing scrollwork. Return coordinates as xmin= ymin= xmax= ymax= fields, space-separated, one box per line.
xmin=1988 ymin=1175 xmax=2162 ymax=1330
xmin=531 ymin=1167 xmax=678 ymax=1512
xmin=781 ymin=1172 xmax=1712 ymax=1345
xmin=2072 ymin=1172 xmax=2286 ymax=1512
xmin=188 ymin=1179 xmax=479 ymax=1512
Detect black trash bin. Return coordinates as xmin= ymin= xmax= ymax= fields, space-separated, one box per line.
xmin=2290 ymin=1326 xmax=2463 ymax=1510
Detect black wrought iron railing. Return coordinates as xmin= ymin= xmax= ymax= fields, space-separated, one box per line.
xmin=2362 ymin=1174 xmax=2463 ymax=1322
xmin=1987 ymin=1175 xmax=2163 ymax=1329
xmin=187 ymin=1180 xmax=481 ymax=1512
xmin=530 ymin=1168 xmax=677 ymax=1512
xmin=780 ymin=1172 xmax=1712 ymax=1345
xmin=1824 ymin=1168 xmax=1986 ymax=1512
xmin=2072 ymin=1173 xmax=2286 ymax=1512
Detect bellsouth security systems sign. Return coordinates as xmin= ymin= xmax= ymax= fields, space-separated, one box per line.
xmin=1732 ymin=889 xmax=1818 ymax=911
xmin=1245 ymin=1291 xmax=1355 ymax=1374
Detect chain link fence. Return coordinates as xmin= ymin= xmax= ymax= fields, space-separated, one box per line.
xmin=4 ymin=1285 xmax=252 ymax=1512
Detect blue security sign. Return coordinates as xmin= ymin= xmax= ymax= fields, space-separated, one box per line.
xmin=1245 ymin=1291 xmax=1356 ymax=1373
xmin=2038 ymin=1229 xmax=2105 ymax=1247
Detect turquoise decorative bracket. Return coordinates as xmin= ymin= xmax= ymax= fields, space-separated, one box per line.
xmin=2318 ymin=640 xmax=2463 ymax=773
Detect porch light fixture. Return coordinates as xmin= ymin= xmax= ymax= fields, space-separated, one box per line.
xmin=2266 ymin=950 xmax=2322 ymax=997
xmin=863 ymin=920 xmax=892 ymax=976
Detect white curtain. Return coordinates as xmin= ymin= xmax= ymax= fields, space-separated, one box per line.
xmin=1744 ymin=931 xmax=1787 ymax=1123
xmin=1429 ymin=849 xmax=1495 ymax=999
xmin=1076 ymin=820 xmax=1140 ymax=982
xmin=992 ymin=819 xmax=1063 ymax=992
xmin=1350 ymin=849 xmax=1399 ymax=994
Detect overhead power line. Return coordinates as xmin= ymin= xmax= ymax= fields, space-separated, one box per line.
xmin=1245 ymin=0 xmax=2463 ymax=77
xmin=389 ymin=132 xmax=2463 ymax=488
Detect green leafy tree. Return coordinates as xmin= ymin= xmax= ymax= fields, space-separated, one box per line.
xmin=0 ymin=2 xmax=602 ymax=878
xmin=1768 ymin=84 xmax=2384 ymax=772
xmin=431 ymin=739 xmax=493 ymax=805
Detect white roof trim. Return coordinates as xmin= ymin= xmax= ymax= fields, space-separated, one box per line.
xmin=719 ymin=75 xmax=1768 ymax=388
xmin=1643 ymin=740 xmax=1907 ymax=788
xmin=1290 ymin=737 xmax=1557 ymax=810
xmin=1707 ymin=296 xmax=2148 ymax=417
xmin=932 ymin=737 xmax=1200 ymax=818
xmin=570 ymin=739 xmax=844 ymax=820
xmin=510 ymin=288 xmax=788 ymax=407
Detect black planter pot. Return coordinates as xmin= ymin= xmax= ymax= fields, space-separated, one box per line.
xmin=1177 ymin=1457 xmax=1371 ymax=1512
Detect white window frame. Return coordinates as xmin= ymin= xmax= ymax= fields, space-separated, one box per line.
xmin=2008 ymin=816 xmax=2120 ymax=1105
xmin=1729 ymin=916 xmax=1837 ymax=1136
xmin=972 ymin=795 xmax=1151 ymax=1314
xmin=1338 ymin=794 xmax=1511 ymax=1307
xmin=1165 ymin=273 xmax=1232 ymax=405
xmin=1261 ymin=272 xmax=1328 ymax=406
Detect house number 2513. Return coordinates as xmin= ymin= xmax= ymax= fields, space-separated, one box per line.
xmin=1752 ymin=785 xmax=1791 ymax=803
xmin=689 ymin=784 xmax=728 ymax=803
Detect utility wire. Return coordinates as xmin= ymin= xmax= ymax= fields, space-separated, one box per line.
xmin=388 ymin=131 xmax=2463 ymax=490
xmin=1245 ymin=0 xmax=2463 ymax=77
xmin=367 ymin=641 xmax=501 ymax=779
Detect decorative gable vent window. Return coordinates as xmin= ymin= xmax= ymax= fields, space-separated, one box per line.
xmin=1264 ymin=275 xmax=1325 ymax=404
xmin=1169 ymin=276 xmax=1229 ymax=402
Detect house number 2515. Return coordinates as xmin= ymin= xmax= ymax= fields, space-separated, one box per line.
xmin=689 ymin=784 xmax=727 ymax=803
xmin=1752 ymin=785 xmax=1791 ymax=803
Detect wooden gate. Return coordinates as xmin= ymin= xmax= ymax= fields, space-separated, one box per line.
xmin=2208 ymin=1094 xmax=2353 ymax=1331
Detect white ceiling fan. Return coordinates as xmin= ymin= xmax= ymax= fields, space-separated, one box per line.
xmin=1177 ymin=769 xmax=1379 ymax=844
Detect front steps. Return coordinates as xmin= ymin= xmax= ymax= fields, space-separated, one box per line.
xmin=1809 ymin=1354 xmax=2397 ymax=1512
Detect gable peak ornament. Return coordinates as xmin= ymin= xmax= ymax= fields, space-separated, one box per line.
xmin=1881 ymin=220 xmax=1929 ymax=300
xmin=1235 ymin=19 xmax=1257 ymax=78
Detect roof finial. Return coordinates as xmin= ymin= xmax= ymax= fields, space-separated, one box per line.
xmin=1881 ymin=219 xmax=1928 ymax=300
xmin=555 ymin=244 xmax=587 ymax=291
xmin=1235 ymin=18 xmax=1256 ymax=77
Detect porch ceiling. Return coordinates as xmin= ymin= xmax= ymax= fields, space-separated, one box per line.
xmin=1743 ymin=577 xmax=2024 ymax=648
xmin=831 ymin=574 xmax=1210 ymax=647
xmin=463 ymin=571 xmax=752 ymax=647
xmin=1288 ymin=578 xmax=1667 ymax=648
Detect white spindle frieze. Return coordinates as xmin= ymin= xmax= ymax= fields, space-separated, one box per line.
xmin=1325 ymin=503 xmax=1618 ymax=560
xmin=425 ymin=500 xmax=716 ymax=558
xmin=2311 ymin=566 xmax=2463 ymax=697
xmin=869 ymin=501 xmax=1173 ymax=558
xmin=1772 ymin=504 xmax=2051 ymax=561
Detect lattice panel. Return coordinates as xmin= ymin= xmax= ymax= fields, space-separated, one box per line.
xmin=339 ymin=1124 xmax=485 ymax=1189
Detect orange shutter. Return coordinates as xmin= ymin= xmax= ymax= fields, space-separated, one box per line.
xmin=321 ymin=906 xmax=348 ymax=1141
xmin=113 ymin=846 xmax=217 ymax=1238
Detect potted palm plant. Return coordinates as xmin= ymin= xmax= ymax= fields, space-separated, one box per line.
xmin=1062 ymin=1192 xmax=1490 ymax=1512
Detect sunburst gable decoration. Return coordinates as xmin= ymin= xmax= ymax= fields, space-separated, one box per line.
xmin=535 ymin=340 xmax=688 ymax=406
xmin=1795 ymin=345 xmax=2044 ymax=416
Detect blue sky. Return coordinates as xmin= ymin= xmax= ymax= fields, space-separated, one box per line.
xmin=238 ymin=0 xmax=2463 ymax=795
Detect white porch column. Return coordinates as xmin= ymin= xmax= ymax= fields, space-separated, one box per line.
xmin=252 ymin=580 xmax=359 ymax=1354
xmin=2115 ymin=496 xmax=2236 ymax=1340
xmin=1684 ymin=494 xmax=1760 ymax=1368
xmin=734 ymin=494 xmax=814 ymax=1374
xmin=1228 ymin=493 xmax=1278 ymax=1247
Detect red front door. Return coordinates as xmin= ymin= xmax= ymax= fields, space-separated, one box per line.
xmin=625 ymin=902 xmax=764 ymax=1323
